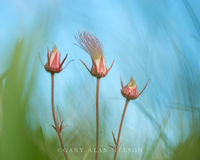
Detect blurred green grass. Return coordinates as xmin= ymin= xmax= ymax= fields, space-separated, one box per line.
xmin=0 ymin=39 xmax=52 ymax=160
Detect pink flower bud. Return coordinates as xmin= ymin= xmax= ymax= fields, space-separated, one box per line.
xmin=75 ymin=32 xmax=114 ymax=78
xmin=121 ymin=77 xmax=149 ymax=100
xmin=44 ymin=45 xmax=68 ymax=73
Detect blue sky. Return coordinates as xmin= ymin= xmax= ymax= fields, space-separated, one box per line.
xmin=0 ymin=0 xmax=200 ymax=149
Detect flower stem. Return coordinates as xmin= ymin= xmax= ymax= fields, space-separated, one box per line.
xmin=96 ymin=78 xmax=100 ymax=160
xmin=51 ymin=73 xmax=68 ymax=160
xmin=113 ymin=99 xmax=129 ymax=160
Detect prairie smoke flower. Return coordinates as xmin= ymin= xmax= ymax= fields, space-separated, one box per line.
xmin=113 ymin=78 xmax=149 ymax=160
xmin=121 ymin=77 xmax=149 ymax=100
xmin=44 ymin=45 xmax=68 ymax=73
xmin=75 ymin=31 xmax=114 ymax=160
xmin=41 ymin=45 xmax=69 ymax=160
xmin=75 ymin=32 xmax=114 ymax=78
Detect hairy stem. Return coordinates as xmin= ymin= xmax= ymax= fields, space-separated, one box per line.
xmin=96 ymin=78 xmax=100 ymax=160
xmin=51 ymin=73 xmax=68 ymax=160
xmin=114 ymin=99 xmax=129 ymax=160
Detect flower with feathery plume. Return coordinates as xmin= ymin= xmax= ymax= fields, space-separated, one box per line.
xmin=121 ymin=77 xmax=150 ymax=100
xmin=44 ymin=45 xmax=68 ymax=73
xmin=75 ymin=31 xmax=114 ymax=78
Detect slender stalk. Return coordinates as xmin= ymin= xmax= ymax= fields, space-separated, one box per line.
xmin=113 ymin=99 xmax=129 ymax=160
xmin=51 ymin=73 xmax=68 ymax=160
xmin=96 ymin=78 xmax=100 ymax=160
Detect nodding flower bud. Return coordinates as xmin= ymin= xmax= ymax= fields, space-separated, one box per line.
xmin=75 ymin=31 xmax=114 ymax=78
xmin=44 ymin=45 xmax=68 ymax=73
xmin=121 ymin=77 xmax=149 ymax=100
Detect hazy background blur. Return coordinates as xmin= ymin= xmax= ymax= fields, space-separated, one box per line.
xmin=0 ymin=0 xmax=200 ymax=159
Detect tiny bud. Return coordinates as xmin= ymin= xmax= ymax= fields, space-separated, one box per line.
xmin=121 ymin=77 xmax=149 ymax=100
xmin=44 ymin=45 xmax=68 ymax=73
xmin=121 ymin=77 xmax=139 ymax=100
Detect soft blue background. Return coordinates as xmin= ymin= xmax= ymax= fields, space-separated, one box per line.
xmin=0 ymin=0 xmax=200 ymax=149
